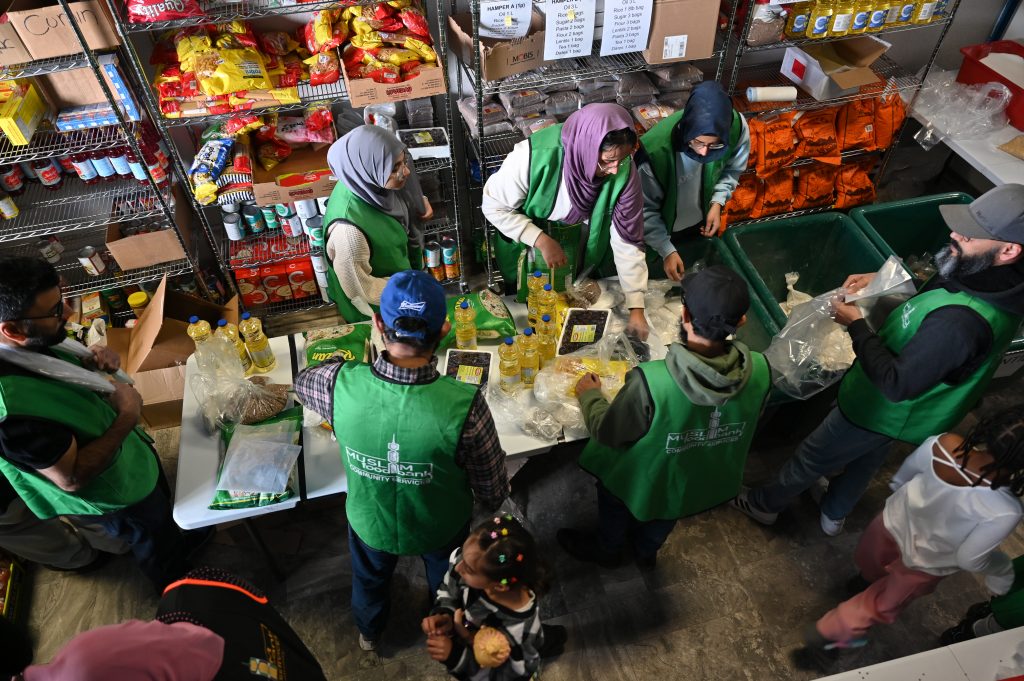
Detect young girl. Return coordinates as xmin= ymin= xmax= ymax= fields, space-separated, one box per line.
xmin=797 ymin=406 xmax=1024 ymax=670
xmin=421 ymin=514 xmax=561 ymax=680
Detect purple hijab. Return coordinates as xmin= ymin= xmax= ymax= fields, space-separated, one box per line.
xmin=559 ymin=103 xmax=645 ymax=248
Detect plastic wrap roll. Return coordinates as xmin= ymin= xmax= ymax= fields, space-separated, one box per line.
xmin=746 ymin=86 xmax=798 ymax=102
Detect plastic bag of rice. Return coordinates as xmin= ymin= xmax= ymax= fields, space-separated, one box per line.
xmin=304 ymin=323 xmax=372 ymax=367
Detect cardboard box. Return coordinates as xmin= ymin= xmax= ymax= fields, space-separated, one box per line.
xmin=80 ymin=290 xmax=106 ymax=324
xmin=233 ymin=266 xmax=269 ymax=307
xmin=642 ymin=0 xmax=719 ymax=65
xmin=286 ymin=259 xmax=316 ymax=300
xmin=6 ymin=0 xmax=118 ymax=61
xmin=252 ymin=145 xmax=337 ymax=207
xmin=342 ymin=61 xmax=447 ymax=109
xmin=781 ymin=36 xmax=889 ymax=101
xmin=448 ymin=11 xmax=548 ymax=82
xmin=0 ymin=8 xmax=32 ymax=66
xmin=105 ymin=225 xmax=186 ymax=272
xmin=106 ymin=277 xmax=239 ymax=430
xmin=260 ymin=263 xmax=293 ymax=304
xmin=0 ymin=79 xmax=45 ymax=145
xmin=38 ymin=54 xmax=140 ymax=117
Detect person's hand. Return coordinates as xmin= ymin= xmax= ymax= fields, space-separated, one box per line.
xmin=575 ymin=372 xmax=602 ymax=397
xmin=84 ymin=345 xmax=121 ymax=373
xmin=534 ymin=233 xmax=568 ymax=269
xmin=420 ymin=196 xmax=434 ymax=221
xmin=701 ymin=203 xmax=723 ymax=237
xmin=663 ymin=252 xmax=685 ymax=281
xmin=421 ymin=613 xmax=453 ymax=638
xmin=626 ymin=308 xmax=650 ymax=341
xmin=831 ymin=295 xmax=864 ymax=327
xmin=426 ymin=633 xmax=453 ymax=661
xmin=109 ymin=382 xmax=143 ymax=420
xmin=842 ymin=273 xmax=876 ymax=295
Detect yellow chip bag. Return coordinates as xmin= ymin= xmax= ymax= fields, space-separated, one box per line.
xmin=404 ymin=37 xmax=437 ymax=62
xmin=376 ymin=47 xmax=419 ymax=66
xmin=195 ymin=48 xmax=272 ymax=97
xmin=175 ymin=35 xmax=212 ymax=71
xmin=351 ymin=32 xmax=384 ymax=49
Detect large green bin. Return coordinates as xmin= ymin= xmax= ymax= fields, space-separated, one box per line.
xmin=850 ymin=192 xmax=1024 ymax=370
xmin=722 ymin=213 xmax=887 ymax=331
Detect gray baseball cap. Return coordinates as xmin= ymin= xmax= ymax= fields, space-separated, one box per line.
xmin=938 ymin=184 xmax=1024 ymax=244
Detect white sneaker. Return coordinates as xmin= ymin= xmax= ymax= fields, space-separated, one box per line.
xmin=358 ymin=634 xmax=378 ymax=651
xmin=809 ymin=477 xmax=829 ymax=506
xmin=820 ymin=512 xmax=845 ymax=537
xmin=730 ymin=488 xmax=779 ymax=525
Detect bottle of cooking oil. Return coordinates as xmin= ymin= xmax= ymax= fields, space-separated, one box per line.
xmin=536 ymin=313 xmax=557 ymax=367
xmin=238 ymin=312 xmax=277 ymax=373
xmin=785 ymin=0 xmax=812 ymax=37
xmin=887 ymin=0 xmax=916 ymax=25
xmin=806 ymin=0 xmax=834 ymax=38
xmin=518 ymin=328 xmax=540 ymax=387
xmin=187 ymin=315 xmax=228 ymax=375
xmin=848 ymin=0 xmax=872 ymax=33
xmin=216 ymin=318 xmax=253 ymax=374
xmin=867 ymin=0 xmax=890 ymax=30
xmin=187 ymin=315 xmax=212 ymax=347
xmin=454 ymin=299 xmax=478 ymax=350
xmin=828 ymin=0 xmax=855 ymax=36
xmin=536 ymin=283 xmax=557 ymax=326
xmin=911 ymin=0 xmax=936 ymax=23
xmin=498 ymin=337 xmax=521 ymax=394
xmin=526 ymin=270 xmax=547 ymax=325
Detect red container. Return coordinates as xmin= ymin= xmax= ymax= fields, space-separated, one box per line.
xmin=957 ymin=40 xmax=1024 ymax=131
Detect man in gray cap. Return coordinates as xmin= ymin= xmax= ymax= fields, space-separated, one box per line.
xmin=733 ymin=183 xmax=1024 ymax=538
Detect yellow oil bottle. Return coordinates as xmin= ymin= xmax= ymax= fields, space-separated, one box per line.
xmin=498 ymin=337 xmax=521 ymax=394
xmin=828 ymin=0 xmax=856 ymax=36
xmin=216 ymin=318 xmax=253 ymax=374
xmin=238 ymin=312 xmax=277 ymax=373
xmin=806 ymin=0 xmax=834 ymax=38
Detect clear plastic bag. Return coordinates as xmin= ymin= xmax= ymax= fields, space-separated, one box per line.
xmin=0 ymin=340 xmax=122 ymax=394
xmin=218 ymin=439 xmax=302 ymax=494
xmin=912 ymin=70 xmax=1012 ymax=149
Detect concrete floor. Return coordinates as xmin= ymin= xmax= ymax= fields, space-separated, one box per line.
xmin=19 ymin=368 xmax=1024 ymax=680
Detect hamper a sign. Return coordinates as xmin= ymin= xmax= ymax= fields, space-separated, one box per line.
xmin=480 ymin=0 xmax=531 ymax=38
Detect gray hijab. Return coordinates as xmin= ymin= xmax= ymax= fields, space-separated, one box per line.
xmin=326 ymin=125 xmax=424 ymax=228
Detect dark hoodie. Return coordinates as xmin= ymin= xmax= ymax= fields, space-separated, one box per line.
xmin=671 ymin=81 xmax=734 ymax=165
xmin=847 ymin=258 xmax=1024 ymax=402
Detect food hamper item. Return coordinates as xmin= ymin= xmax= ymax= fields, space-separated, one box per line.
xmin=440 ymin=291 xmax=516 ymax=348
xmin=793 ymin=107 xmax=840 ymax=158
xmin=444 ymin=349 xmax=492 ymax=386
xmin=557 ymin=308 xmax=610 ymax=356
xmin=304 ymin=323 xmax=372 ymax=366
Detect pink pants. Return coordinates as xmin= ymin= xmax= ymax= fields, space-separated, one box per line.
xmin=816 ymin=514 xmax=945 ymax=643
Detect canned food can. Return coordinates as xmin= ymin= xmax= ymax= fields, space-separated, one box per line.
xmin=222 ymin=212 xmax=245 ymax=241
xmin=315 ymin=196 xmax=329 ymax=214
xmin=310 ymin=253 xmax=331 ymax=302
xmin=304 ymin=216 xmax=324 ymax=247
xmin=78 ymin=246 xmax=106 ymax=276
xmin=260 ymin=206 xmax=280 ymax=230
xmin=100 ymin=288 xmax=128 ymax=312
xmin=0 ymin=165 xmax=23 ymax=194
xmin=294 ymin=199 xmax=318 ymax=219
xmin=0 ymin=194 xmax=18 ymax=220
xmin=47 ymin=235 xmax=64 ymax=254
xmin=280 ymin=212 xmax=303 ymax=238
xmin=221 ymin=202 xmax=241 ymax=214
xmin=274 ymin=203 xmax=292 ymax=217
xmin=37 ymin=239 xmax=60 ymax=264
xmin=425 ymin=241 xmax=442 ymax=268
xmin=241 ymin=205 xmax=265 ymax=234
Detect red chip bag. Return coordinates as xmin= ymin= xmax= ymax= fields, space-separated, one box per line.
xmin=306 ymin=52 xmax=340 ymax=86
xmin=127 ymin=0 xmax=205 ymax=23
xmin=399 ymin=8 xmax=431 ymax=38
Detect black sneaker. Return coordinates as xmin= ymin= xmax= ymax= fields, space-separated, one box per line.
xmin=539 ymin=624 xmax=568 ymax=658
xmin=555 ymin=528 xmax=625 ymax=569
xmin=940 ymin=619 xmax=977 ymax=646
xmin=844 ymin=573 xmax=872 ymax=597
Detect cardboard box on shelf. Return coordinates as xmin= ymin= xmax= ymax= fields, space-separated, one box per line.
xmin=37 ymin=54 xmax=140 ymax=120
xmin=0 ymin=79 xmax=46 ymax=145
xmin=252 ymin=145 xmax=337 ymax=206
xmin=781 ymin=35 xmax=890 ymax=101
xmin=79 ymin=290 xmax=106 ymax=325
xmin=342 ymin=62 xmax=447 ymax=109
xmin=6 ymin=0 xmax=118 ymax=61
xmin=286 ymin=259 xmax=316 ymax=300
xmin=642 ymin=0 xmax=719 ymax=65
xmin=448 ymin=11 xmax=547 ymax=82
xmin=233 ymin=266 xmax=269 ymax=307
xmin=0 ymin=8 xmax=32 ymax=67
xmin=260 ymin=263 xmax=293 ymax=303
xmin=106 ymin=276 xmax=239 ymax=429
xmin=105 ymin=225 xmax=186 ymax=272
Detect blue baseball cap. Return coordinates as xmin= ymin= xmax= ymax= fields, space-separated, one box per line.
xmin=380 ymin=270 xmax=448 ymax=339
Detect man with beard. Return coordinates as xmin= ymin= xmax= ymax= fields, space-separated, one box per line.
xmin=0 ymin=257 xmax=189 ymax=590
xmin=557 ymin=266 xmax=770 ymax=569
xmin=733 ymin=184 xmax=1024 ymax=537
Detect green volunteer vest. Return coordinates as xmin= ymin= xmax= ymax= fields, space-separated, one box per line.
xmin=991 ymin=555 xmax=1024 ymax=629
xmin=0 ymin=351 xmax=157 ymax=518
xmin=323 ymin=183 xmax=413 ymax=323
xmin=332 ymin=362 xmax=476 ymax=555
xmin=640 ymin=109 xmax=744 ymax=233
xmin=580 ymin=350 xmax=770 ymax=521
xmin=493 ymin=123 xmax=633 ymax=287
xmin=839 ymin=288 xmax=1022 ymax=444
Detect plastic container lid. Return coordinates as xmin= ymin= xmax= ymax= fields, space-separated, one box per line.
xmin=523 ymin=328 xmax=533 ymax=336
xmin=543 ymin=284 xmax=552 ymax=291
xmin=503 ymin=337 xmax=514 ymax=345
xmin=460 ymin=300 xmax=469 ymax=309
xmin=241 ymin=312 xmax=251 ymax=320
xmin=532 ymin=270 xmax=543 ymax=277
xmin=127 ymin=292 xmax=149 ymax=307
xmin=217 ymin=319 xmax=228 ymax=327
xmin=541 ymin=314 xmax=551 ymax=322
xmin=188 ymin=315 xmax=199 ymax=323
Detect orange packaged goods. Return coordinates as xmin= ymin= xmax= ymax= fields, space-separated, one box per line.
xmin=792 ymin=162 xmax=839 ymax=211
xmin=873 ymin=93 xmax=906 ymax=151
xmin=305 ymin=51 xmax=341 ymax=86
xmin=834 ymin=158 xmax=877 ymax=210
xmin=261 ymin=263 xmax=293 ymax=303
xmin=722 ymin=172 xmax=762 ymax=227
xmin=793 ymin=108 xmax=840 ymax=160
xmin=235 ymin=267 xmax=268 ymax=306
xmin=836 ymin=99 xmax=876 ymax=152
xmin=287 ymin=259 xmax=317 ymax=299
xmin=752 ymin=168 xmax=794 ymax=218
xmin=749 ymin=114 xmax=796 ymax=177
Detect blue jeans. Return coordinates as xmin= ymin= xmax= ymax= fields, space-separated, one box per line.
xmin=748 ymin=407 xmax=894 ymax=521
xmin=348 ymin=523 xmax=468 ymax=641
xmin=596 ymin=483 xmax=676 ymax=560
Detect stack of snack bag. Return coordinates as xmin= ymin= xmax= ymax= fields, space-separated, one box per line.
xmin=339 ymin=0 xmax=438 ymax=84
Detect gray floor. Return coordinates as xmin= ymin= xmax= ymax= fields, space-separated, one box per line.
xmin=21 ymin=369 xmax=1024 ymax=680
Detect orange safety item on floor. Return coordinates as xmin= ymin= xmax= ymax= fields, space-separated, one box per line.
xmin=793 ymin=107 xmax=840 ymax=160
xmin=873 ymin=93 xmax=906 ymax=150
xmin=837 ymin=99 xmax=877 ymax=152
xmin=750 ymin=113 xmax=797 ymax=177
xmin=722 ymin=172 xmax=762 ymax=227
xmin=834 ymin=158 xmax=877 ymax=209
xmin=752 ymin=168 xmax=794 ymax=218
xmin=793 ymin=162 xmax=839 ymax=210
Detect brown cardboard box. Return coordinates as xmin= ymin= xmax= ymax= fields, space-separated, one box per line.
xmin=781 ymin=36 xmax=889 ymax=101
xmin=448 ymin=11 xmax=547 ymax=82
xmin=0 ymin=8 xmax=32 ymax=66
xmin=252 ymin=145 xmax=336 ymax=207
xmin=642 ymin=0 xmax=718 ymax=65
xmin=106 ymin=276 xmax=239 ymax=429
xmin=105 ymin=225 xmax=186 ymax=272
xmin=36 ymin=68 xmax=107 ymax=108
xmin=6 ymin=0 xmax=118 ymax=61
xmin=342 ymin=62 xmax=447 ymax=109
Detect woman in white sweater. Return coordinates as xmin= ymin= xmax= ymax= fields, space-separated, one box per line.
xmin=796 ymin=406 xmax=1024 ymax=670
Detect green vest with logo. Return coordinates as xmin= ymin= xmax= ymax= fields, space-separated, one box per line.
xmin=580 ymin=350 xmax=770 ymax=521
xmin=492 ymin=123 xmax=633 ymax=288
xmin=0 ymin=351 xmax=158 ymax=518
xmin=324 ymin=183 xmax=413 ymax=323
xmin=332 ymin=362 xmax=476 ymax=554
xmin=838 ymin=288 xmax=1021 ymax=444
xmin=640 ymin=109 xmax=744 ymax=232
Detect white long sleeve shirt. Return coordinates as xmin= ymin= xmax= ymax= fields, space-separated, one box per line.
xmin=325 ymin=221 xmax=387 ymax=319
xmin=480 ymin=140 xmax=648 ymax=309
xmin=882 ymin=435 xmax=1023 ymax=594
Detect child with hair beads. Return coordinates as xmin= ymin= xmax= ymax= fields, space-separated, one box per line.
xmin=421 ymin=515 xmax=564 ymax=680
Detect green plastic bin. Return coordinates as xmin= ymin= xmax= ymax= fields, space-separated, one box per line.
xmin=722 ymin=213 xmax=887 ymax=331
xmin=671 ymin=235 xmax=780 ymax=353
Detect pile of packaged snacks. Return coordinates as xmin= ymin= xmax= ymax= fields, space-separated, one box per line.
xmin=338 ymin=0 xmax=438 ymax=84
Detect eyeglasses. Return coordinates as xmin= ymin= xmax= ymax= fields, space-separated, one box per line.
xmin=689 ymin=139 xmax=726 ymax=152
xmin=3 ymin=289 xmax=65 ymax=322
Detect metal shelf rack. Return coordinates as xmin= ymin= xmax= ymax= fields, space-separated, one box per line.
xmin=739 ymin=15 xmax=953 ymax=53
xmin=220 ymin=231 xmax=312 ymax=270
xmin=0 ymin=52 xmax=93 ymax=82
xmin=116 ymin=0 xmax=386 ymax=32
xmin=0 ymin=124 xmax=136 ymax=166
xmin=159 ymin=79 xmax=351 ymax=128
